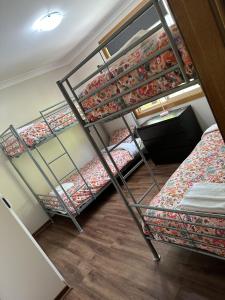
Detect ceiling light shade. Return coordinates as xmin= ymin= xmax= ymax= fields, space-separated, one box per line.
xmin=33 ymin=12 xmax=63 ymax=32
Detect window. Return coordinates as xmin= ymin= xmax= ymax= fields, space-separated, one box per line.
xmin=99 ymin=0 xmax=168 ymax=59
xmin=134 ymin=84 xmax=204 ymax=119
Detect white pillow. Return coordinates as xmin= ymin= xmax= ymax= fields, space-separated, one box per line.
xmin=49 ymin=182 xmax=74 ymax=197
xmin=17 ymin=124 xmax=34 ymax=133
xmin=203 ymin=124 xmax=218 ymax=137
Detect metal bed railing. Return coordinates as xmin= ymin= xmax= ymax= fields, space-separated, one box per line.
xmin=0 ymin=101 xmax=97 ymax=232
xmin=0 ymin=100 xmax=145 ymax=233
xmin=132 ymin=203 xmax=225 ymax=261
xmin=0 ymin=101 xmax=79 ymax=158
xmin=57 ymin=0 xmax=198 ymax=125
xmin=56 ymin=0 xmax=225 ymax=261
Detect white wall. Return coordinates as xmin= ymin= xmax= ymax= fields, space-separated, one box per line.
xmin=0 ymin=65 xmax=108 ymax=233
xmin=0 ymin=199 xmax=66 ymax=300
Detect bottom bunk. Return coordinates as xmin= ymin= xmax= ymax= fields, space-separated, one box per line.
xmin=141 ymin=124 xmax=225 ymax=259
xmin=38 ymin=127 xmax=144 ymax=225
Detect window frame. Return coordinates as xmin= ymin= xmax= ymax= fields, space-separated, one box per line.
xmin=99 ymin=0 xmax=149 ymax=59
xmin=134 ymin=87 xmax=204 ymax=119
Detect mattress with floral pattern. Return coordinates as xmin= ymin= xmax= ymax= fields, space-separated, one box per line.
xmin=1 ymin=108 xmax=77 ymax=157
xmin=79 ymin=25 xmax=195 ymax=122
xmin=143 ymin=127 xmax=225 ymax=257
xmin=41 ymin=149 xmax=134 ymax=214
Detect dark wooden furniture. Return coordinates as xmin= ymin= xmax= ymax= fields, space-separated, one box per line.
xmin=137 ymin=106 xmax=202 ymax=164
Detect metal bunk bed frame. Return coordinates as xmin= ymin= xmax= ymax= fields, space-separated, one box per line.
xmin=56 ymin=0 xmax=225 ymax=262
xmin=0 ymin=100 xmax=144 ymax=233
xmin=0 ymin=101 xmax=96 ymax=232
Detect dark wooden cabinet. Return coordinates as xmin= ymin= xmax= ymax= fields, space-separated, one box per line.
xmin=137 ymin=106 xmax=202 ymax=164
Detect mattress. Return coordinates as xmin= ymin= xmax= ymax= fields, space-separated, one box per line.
xmin=41 ymin=149 xmax=134 ymax=214
xmin=143 ymin=128 xmax=225 ymax=257
xmin=79 ymin=25 xmax=195 ymax=122
xmin=2 ymin=108 xmax=77 ymax=157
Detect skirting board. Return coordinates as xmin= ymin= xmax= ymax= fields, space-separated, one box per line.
xmin=54 ymin=286 xmax=72 ymax=300
xmin=33 ymin=219 xmax=53 ymax=237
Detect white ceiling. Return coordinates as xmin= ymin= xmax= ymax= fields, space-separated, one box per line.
xmin=0 ymin=0 xmax=137 ymax=88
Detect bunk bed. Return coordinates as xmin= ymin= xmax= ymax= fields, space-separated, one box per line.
xmin=57 ymin=0 xmax=225 ymax=261
xmin=0 ymin=101 xmax=144 ymax=232
xmin=0 ymin=101 xmax=88 ymax=231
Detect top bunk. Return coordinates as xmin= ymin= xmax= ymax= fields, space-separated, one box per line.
xmin=57 ymin=0 xmax=199 ymax=127
xmin=0 ymin=100 xmax=78 ymax=158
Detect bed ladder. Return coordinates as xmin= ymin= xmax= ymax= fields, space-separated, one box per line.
xmin=33 ymin=123 xmax=95 ymax=232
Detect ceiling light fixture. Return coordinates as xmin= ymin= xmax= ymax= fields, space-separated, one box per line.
xmin=33 ymin=12 xmax=63 ymax=32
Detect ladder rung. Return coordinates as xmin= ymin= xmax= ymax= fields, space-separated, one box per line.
xmin=137 ymin=183 xmax=156 ymax=204
xmin=48 ymin=152 xmax=66 ymax=165
xmin=69 ymin=183 xmax=86 ymax=196
xmin=59 ymin=168 xmax=77 ymax=182
xmin=124 ymin=159 xmax=143 ymax=180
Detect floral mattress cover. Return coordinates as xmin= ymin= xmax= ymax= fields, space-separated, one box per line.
xmin=41 ymin=149 xmax=134 ymax=214
xmin=79 ymin=25 xmax=195 ymax=122
xmin=144 ymin=127 xmax=225 ymax=257
xmin=1 ymin=108 xmax=77 ymax=157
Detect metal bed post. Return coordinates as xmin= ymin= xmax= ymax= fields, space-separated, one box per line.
xmin=92 ymin=125 xmax=142 ymax=205
xmin=57 ymin=80 xmax=160 ymax=261
xmin=0 ymin=127 xmax=52 ymax=222
xmin=65 ymin=79 xmax=87 ymax=119
xmin=6 ymin=153 xmax=53 ymax=223
xmin=131 ymin=113 xmax=140 ymax=128
xmin=92 ymin=124 xmax=161 ymax=244
xmin=122 ymin=116 xmax=160 ymax=191
xmin=9 ymin=125 xmax=83 ymax=232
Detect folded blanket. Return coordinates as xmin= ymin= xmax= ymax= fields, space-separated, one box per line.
xmin=177 ymin=182 xmax=225 ymax=213
xmin=49 ymin=182 xmax=74 ymax=197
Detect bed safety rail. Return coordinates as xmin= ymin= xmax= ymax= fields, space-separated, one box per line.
xmin=130 ymin=203 xmax=225 ymax=260
xmin=58 ymin=0 xmax=198 ymax=126
xmin=0 ymin=100 xmax=79 ymax=159
xmin=40 ymin=100 xmax=78 ymax=133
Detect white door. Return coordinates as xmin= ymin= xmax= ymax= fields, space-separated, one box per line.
xmin=0 ymin=196 xmax=66 ymax=300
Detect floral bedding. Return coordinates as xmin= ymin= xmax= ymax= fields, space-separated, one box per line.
xmin=46 ymin=108 xmax=77 ymax=132
xmin=144 ymin=128 xmax=225 ymax=257
xmin=2 ymin=108 xmax=77 ymax=157
xmin=41 ymin=149 xmax=133 ymax=214
xmin=109 ymin=127 xmax=134 ymax=145
xmin=79 ymin=25 xmax=194 ymax=122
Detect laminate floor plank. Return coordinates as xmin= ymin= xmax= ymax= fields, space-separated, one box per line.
xmin=36 ymin=163 xmax=225 ymax=300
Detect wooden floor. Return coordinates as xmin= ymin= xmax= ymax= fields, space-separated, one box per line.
xmin=36 ymin=163 xmax=225 ymax=300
